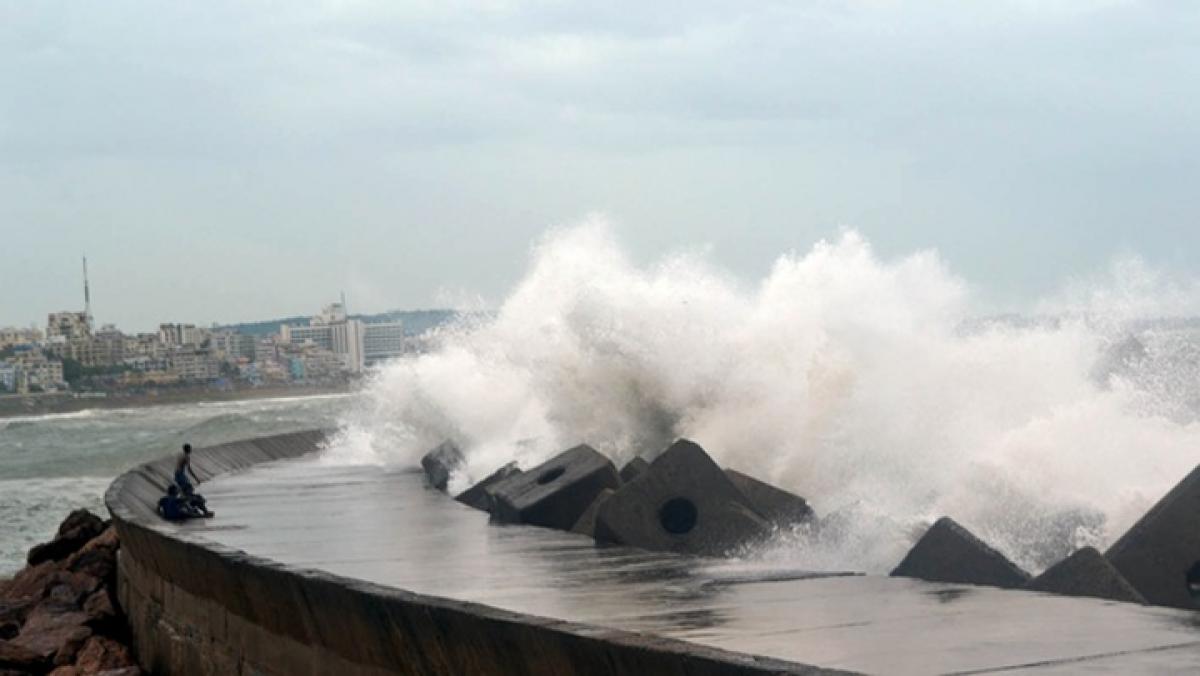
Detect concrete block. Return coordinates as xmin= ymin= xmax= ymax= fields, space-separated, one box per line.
xmin=1026 ymin=547 xmax=1146 ymax=604
xmin=455 ymin=463 xmax=521 ymax=513
xmin=594 ymin=439 xmax=771 ymax=556
xmin=490 ymin=445 xmax=621 ymax=531
xmin=420 ymin=441 xmax=465 ymax=492
xmin=571 ymin=489 xmax=615 ymax=538
xmin=619 ymin=457 xmax=650 ymax=483
xmin=724 ymin=469 xmax=814 ymax=528
xmin=1107 ymin=463 xmax=1200 ymax=609
xmin=891 ymin=517 xmax=1030 ymax=589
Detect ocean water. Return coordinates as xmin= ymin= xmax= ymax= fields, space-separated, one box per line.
xmin=0 ymin=394 xmax=351 ymax=574
xmin=7 ymin=221 xmax=1200 ymax=580
xmin=323 ymin=221 xmax=1200 ymax=575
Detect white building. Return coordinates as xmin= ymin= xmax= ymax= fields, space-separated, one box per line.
xmin=278 ymin=303 xmax=404 ymax=373
xmin=159 ymin=323 xmax=201 ymax=347
xmin=362 ymin=322 xmax=405 ymax=366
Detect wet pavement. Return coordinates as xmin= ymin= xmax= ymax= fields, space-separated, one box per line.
xmin=175 ymin=459 xmax=1200 ymax=675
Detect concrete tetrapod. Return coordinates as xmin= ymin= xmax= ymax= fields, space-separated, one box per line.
xmin=420 ymin=441 xmax=465 ymax=492
xmin=571 ymin=488 xmax=615 ymax=538
xmin=455 ymin=462 xmax=521 ymax=513
xmin=594 ymin=439 xmax=771 ymax=557
xmin=490 ymin=445 xmax=621 ymax=531
xmin=724 ymin=469 xmax=814 ymax=528
xmin=891 ymin=517 xmax=1030 ymax=589
xmin=1026 ymin=547 xmax=1146 ymax=604
xmin=619 ymin=457 xmax=650 ymax=483
xmin=1107 ymin=463 xmax=1200 ymax=609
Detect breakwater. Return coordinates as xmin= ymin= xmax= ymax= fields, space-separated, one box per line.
xmin=105 ymin=431 xmax=846 ymax=675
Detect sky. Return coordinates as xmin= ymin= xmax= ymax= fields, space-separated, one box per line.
xmin=2 ymin=0 xmax=1199 ymax=332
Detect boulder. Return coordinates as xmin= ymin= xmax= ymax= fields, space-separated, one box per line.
xmin=594 ymin=439 xmax=771 ymax=556
xmin=455 ymin=462 xmax=521 ymax=512
xmin=27 ymin=511 xmax=106 ymax=566
xmin=724 ymin=469 xmax=814 ymax=527
xmin=619 ymin=457 xmax=650 ymax=483
xmin=490 ymin=445 xmax=621 ymax=531
xmin=570 ymin=489 xmax=615 ymax=538
xmin=83 ymin=590 xmax=118 ymax=632
xmin=11 ymin=601 xmax=91 ymax=663
xmin=891 ymin=517 xmax=1030 ymax=589
xmin=2 ymin=561 xmax=61 ymax=602
xmin=0 ymin=600 xmax=33 ymax=640
xmin=420 ymin=441 xmax=466 ymax=492
xmin=73 ymin=635 xmax=135 ymax=673
xmin=0 ymin=639 xmax=45 ymax=672
xmin=1106 ymin=463 xmax=1200 ymax=609
xmin=1026 ymin=547 xmax=1145 ymax=604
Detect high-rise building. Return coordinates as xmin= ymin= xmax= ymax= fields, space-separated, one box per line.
xmin=278 ymin=303 xmax=405 ymax=373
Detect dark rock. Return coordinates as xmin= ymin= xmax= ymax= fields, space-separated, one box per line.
xmin=2 ymin=561 xmax=61 ymax=603
xmin=455 ymin=462 xmax=521 ymax=512
xmin=420 ymin=441 xmax=465 ymax=492
xmin=570 ymin=489 xmax=615 ymax=538
xmin=891 ymin=517 xmax=1030 ymax=589
xmin=594 ymin=439 xmax=771 ymax=556
xmin=12 ymin=601 xmax=92 ymax=662
xmin=724 ymin=469 xmax=814 ymax=528
xmin=0 ymin=638 xmax=45 ymax=672
xmin=0 ymin=600 xmax=32 ymax=638
xmin=1026 ymin=547 xmax=1146 ymax=604
xmin=1107 ymin=463 xmax=1200 ymax=609
xmin=28 ymin=511 xmax=106 ymax=566
xmin=83 ymin=589 xmax=118 ymax=629
xmin=490 ymin=445 xmax=621 ymax=531
xmin=619 ymin=457 xmax=650 ymax=483
xmin=73 ymin=635 xmax=135 ymax=673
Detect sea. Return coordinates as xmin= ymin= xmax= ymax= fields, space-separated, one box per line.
xmin=0 ymin=394 xmax=353 ymax=574
xmin=5 ymin=222 xmax=1200 ymax=578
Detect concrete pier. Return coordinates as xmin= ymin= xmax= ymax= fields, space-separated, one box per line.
xmin=107 ymin=432 xmax=1200 ymax=674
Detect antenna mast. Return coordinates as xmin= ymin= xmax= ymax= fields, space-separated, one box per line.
xmin=83 ymin=255 xmax=92 ymax=325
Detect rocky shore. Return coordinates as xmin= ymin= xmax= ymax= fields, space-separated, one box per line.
xmin=0 ymin=510 xmax=138 ymax=676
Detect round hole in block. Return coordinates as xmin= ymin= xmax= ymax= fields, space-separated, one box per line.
xmin=1187 ymin=561 xmax=1200 ymax=599
xmin=537 ymin=466 xmax=565 ymax=485
xmin=659 ymin=497 xmax=698 ymax=535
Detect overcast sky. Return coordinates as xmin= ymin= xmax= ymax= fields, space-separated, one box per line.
xmin=2 ymin=1 xmax=1198 ymax=331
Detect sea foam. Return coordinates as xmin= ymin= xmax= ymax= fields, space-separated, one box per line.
xmin=327 ymin=217 xmax=1200 ymax=574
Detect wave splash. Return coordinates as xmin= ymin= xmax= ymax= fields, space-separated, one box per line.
xmin=329 ymin=218 xmax=1200 ymax=574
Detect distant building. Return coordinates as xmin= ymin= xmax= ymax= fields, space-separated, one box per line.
xmin=0 ymin=363 xmax=15 ymax=391
xmin=278 ymin=302 xmax=404 ymax=373
xmin=5 ymin=348 xmax=65 ymax=393
xmin=158 ymin=323 xmax=203 ymax=347
xmin=168 ymin=350 xmax=220 ymax=382
xmin=47 ymin=312 xmax=92 ymax=342
xmin=211 ymin=331 xmax=256 ymax=361
xmin=0 ymin=327 xmax=43 ymax=349
xmin=362 ymin=321 xmax=405 ymax=367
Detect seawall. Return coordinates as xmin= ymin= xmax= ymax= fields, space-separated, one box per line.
xmin=105 ymin=430 xmax=845 ymax=675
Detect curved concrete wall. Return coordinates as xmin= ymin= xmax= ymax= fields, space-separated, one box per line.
xmin=106 ymin=431 xmax=845 ymax=676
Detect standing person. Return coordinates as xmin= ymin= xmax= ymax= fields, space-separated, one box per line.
xmin=175 ymin=443 xmax=200 ymax=495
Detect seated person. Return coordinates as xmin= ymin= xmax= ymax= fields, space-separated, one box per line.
xmin=157 ymin=484 xmax=189 ymax=521
xmin=180 ymin=482 xmax=214 ymax=518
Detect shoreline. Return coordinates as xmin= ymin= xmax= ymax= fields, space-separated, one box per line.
xmin=0 ymin=384 xmax=356 ymax=420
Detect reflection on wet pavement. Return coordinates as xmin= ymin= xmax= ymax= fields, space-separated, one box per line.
xmin=177 ymin=459 xmax=1200 ymax=675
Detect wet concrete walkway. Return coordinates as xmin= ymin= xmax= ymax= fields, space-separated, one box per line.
xmin=175 ymin=459 xmax=1200 ymax=675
